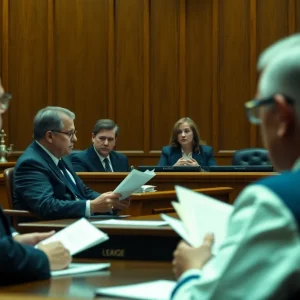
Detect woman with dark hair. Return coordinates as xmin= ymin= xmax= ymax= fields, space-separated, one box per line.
xmin=157 ymin=117 xmax=216 ymax=169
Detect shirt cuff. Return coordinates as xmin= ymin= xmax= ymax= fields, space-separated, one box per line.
xmin=85 ymin=200 xmax=91 ymax=217
xmin=11 ymin=231 xmax=20 ymax=237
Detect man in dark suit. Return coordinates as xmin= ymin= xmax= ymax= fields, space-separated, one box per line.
xmin=13 ymin=107 xmax=130 ymax=220
xmin=0 ymin=78 xmax=71 ymax=285
xmin=71 ymin=119 xmax=130 ymax=172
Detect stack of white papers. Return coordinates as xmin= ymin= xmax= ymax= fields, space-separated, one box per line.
xmin=114 ymin=169 xmax=156 ymax=200
xmin=92 ymin=219 xmax=168 ymax=227
xmin=134 ymin=185 xmax=157 ymax=193
xmin=39 ymin=217 xmax=109 ymax=255
xmin=52 ymin=263 xmax=110 ymax=277
xmin=161 ymin=186 xmax=233 ymax=254
xmin=95 ymin=280 xmax=176 ymax=300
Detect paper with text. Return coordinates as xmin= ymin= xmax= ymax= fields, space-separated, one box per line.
xmin=92 ymin=219 xmax=168 ymax=226
xmin=161 ymin=186 xmax=233 ymax=254
xmin=39 ymin=218 xmax=109 ymax=255
xmin=95 ymin=280 xmax=176 ymax=300
xmin=52 ymin=263 xmax=110 ymax=277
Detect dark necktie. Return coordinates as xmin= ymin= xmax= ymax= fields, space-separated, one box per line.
xmin=103 ymin=157 xmax=112 ymax=172
xmin=58 ymin=160 xmax=82 ymax=198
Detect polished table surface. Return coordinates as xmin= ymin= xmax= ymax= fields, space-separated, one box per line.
xmin=0 ymin=259 xmax=174 ymax=299
xmin=0 ymin=171 xmax=275 ymax=209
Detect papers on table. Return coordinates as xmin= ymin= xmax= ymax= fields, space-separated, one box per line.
xmin=95 ymin=280 xmax=176 ymax=300
xmin=38 ymin=218 xmax=109 ymax=255
xmin=134 ymin=185 xmax=157 ymax=193
xmin=91 ymin=219 xmax=168 ymax=226
xmin=114 ymin=169 xmax=156 ymax=200
xmin=51 ymin=263 xmax=110 ymax=277
xmin=161 ymin=185 xmax=233 ymax=254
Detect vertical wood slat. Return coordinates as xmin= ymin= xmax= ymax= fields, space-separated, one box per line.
xmin=47 ymin=0 xmax=54 ymax=106
xmin=108 ymin=0 xmax=116 ymax=120
xmin=249 ymin=0 xmax=258 ymax=147
xmin=179 ymin=0 xmax=186 ymax=117
xmin=1 ymin=0 xmax=9 ymax=131
xmin=143 ymin=0 xmax=150 ymax=153
xmin=212 ymin=0 xmax=219 ymax=152
xmin=288 ymin=0 xmax=296 ymax=33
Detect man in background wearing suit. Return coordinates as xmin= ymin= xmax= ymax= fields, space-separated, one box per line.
xmin=0 ymin=79 xmax=71 ymax=285
xmin=171 ymin=35 xmax=300 ymax=299
xmin=71 ymin=119 xmax=130 ymax=172
xmin=13 ymin=107 xmax=130 ymax=220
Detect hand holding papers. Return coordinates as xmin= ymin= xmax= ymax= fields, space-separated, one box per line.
xmin=38 ymin=218 xmax=109 ymax=255
xmin=161 ymin=186 xmax=233 ymax=254
xmin=114 ymin=169 xmax=156 ymax=200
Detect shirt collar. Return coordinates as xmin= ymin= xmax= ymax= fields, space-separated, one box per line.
xmin=93 ymin=145 xmax=111 ymax=163
xmin=181 ymin=148 xmax=193 ymax=159
xmin=35 ymin=140 xmax=60 ymax=166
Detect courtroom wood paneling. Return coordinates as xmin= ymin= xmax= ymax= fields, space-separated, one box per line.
xmin=8 ymin=0 xmax=48 ymax=149
xmin=54 ymin=0 xmax=109 ymax=149
xmin=114 ymin=0 xmax=144 ymax=151
xmin=150 ymin=0 xmax=180 ymax=151
xmin=296 ymin=0 xmax=300 ymax=31
xmin=218 ymin=0 xmax=251 ymax=151
xmin=0 ymin=0 xmax=298 ymax=166
xmin=186 ymin=0 xmax=213 ymax=145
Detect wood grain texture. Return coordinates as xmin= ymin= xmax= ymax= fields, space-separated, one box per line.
xmin=0 ymin=0 xmax=297 ymax=166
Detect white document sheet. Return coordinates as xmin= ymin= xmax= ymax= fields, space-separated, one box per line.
xmin=161 ymin=185 xmax=233 ymax=254
xmin=114 ymin=169 xmax=156 ymax=200
xmin=38 ymin=218 xmax=109 ymax=255
xmin=51 ymin=263 xmax=110 ymax=277
xmin=95 ymin=280 xmax=176 ymax=300
xmin=92 ymin=219 xmax=168 ymax=226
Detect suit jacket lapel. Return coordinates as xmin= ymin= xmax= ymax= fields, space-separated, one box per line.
xmin=32 ymin=142 xmax=77 ymax=198
xmin=89 ymin=146 xmax=105 ymax=172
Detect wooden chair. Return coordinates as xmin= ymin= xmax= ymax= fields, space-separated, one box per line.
xmin=2 ymin=167 xmax=35 ymax=229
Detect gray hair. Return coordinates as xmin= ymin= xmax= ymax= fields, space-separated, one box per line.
xmin=258 ymin=48 xmax=300 ymax=118
xmin=33 ymin=106 xmax=75 ymax=140
xmin=92 ymin=119 xmax=119 ymax=137
xmin=257 ymin=33 xmax=300 ymax=71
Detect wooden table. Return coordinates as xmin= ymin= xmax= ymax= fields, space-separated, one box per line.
xmin=0 ymin=172 xmax=274 ymax=209
xmin=0 ymin=259 xmax=174 ymax=299
xmin=18 ymin=214 xmax=180 ymax=261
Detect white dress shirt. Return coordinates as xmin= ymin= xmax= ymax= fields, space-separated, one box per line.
xmin=172 ymin=160 xmax=300 ymax=300
xmin=93 ymin=146 xmax=114 ymax=172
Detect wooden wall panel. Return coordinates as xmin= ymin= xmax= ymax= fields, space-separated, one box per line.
xmin=186 ymin=0 xmax=213 ymax=146
xmin=150 ymin=0 xmax=180 ymax=151
xmin=0 ymin=0 xmax=298 ymax=166
xmin=218 ymin=0 xmax=250 ymax=151
xmin=54 ymin=0 xmax=108 ymax=149
xmin=114 ymin=0 xmax=144 ymax=151
xmin=8 ymin=0 xmax=48 ymax=149
xmin=296 ymin=0 xmax=300 ymax=31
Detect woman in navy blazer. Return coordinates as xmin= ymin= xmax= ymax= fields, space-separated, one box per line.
xmin=158 ymin=117 xmax=216 ymax=169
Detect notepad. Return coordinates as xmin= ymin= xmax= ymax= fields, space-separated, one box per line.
xmin=38 ymin=218 xmax=109 ymax=255
xmin=52 ymin=263 xmax=110 ymax=277
xmin=161 ymin=185 xmax=233 ymax=254
xmin=91 ymin=219 xmax=168 ymax=226
xmin=95 ymin=280 xmax=176 ymax=300
xmin=114 ymin=169 xmax=156 ymax=200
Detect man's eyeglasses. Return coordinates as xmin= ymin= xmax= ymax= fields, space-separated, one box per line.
xmin=51 ymin=130 xmax=77 ymax=139
xmin=245 ymin=95 xmax=294 ymax=124
xmin=0 ymin=93 xmax=12 ymax=111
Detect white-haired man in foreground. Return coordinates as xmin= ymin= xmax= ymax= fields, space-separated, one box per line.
xmin=171 ymin=35 xmax=300 ymax=300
